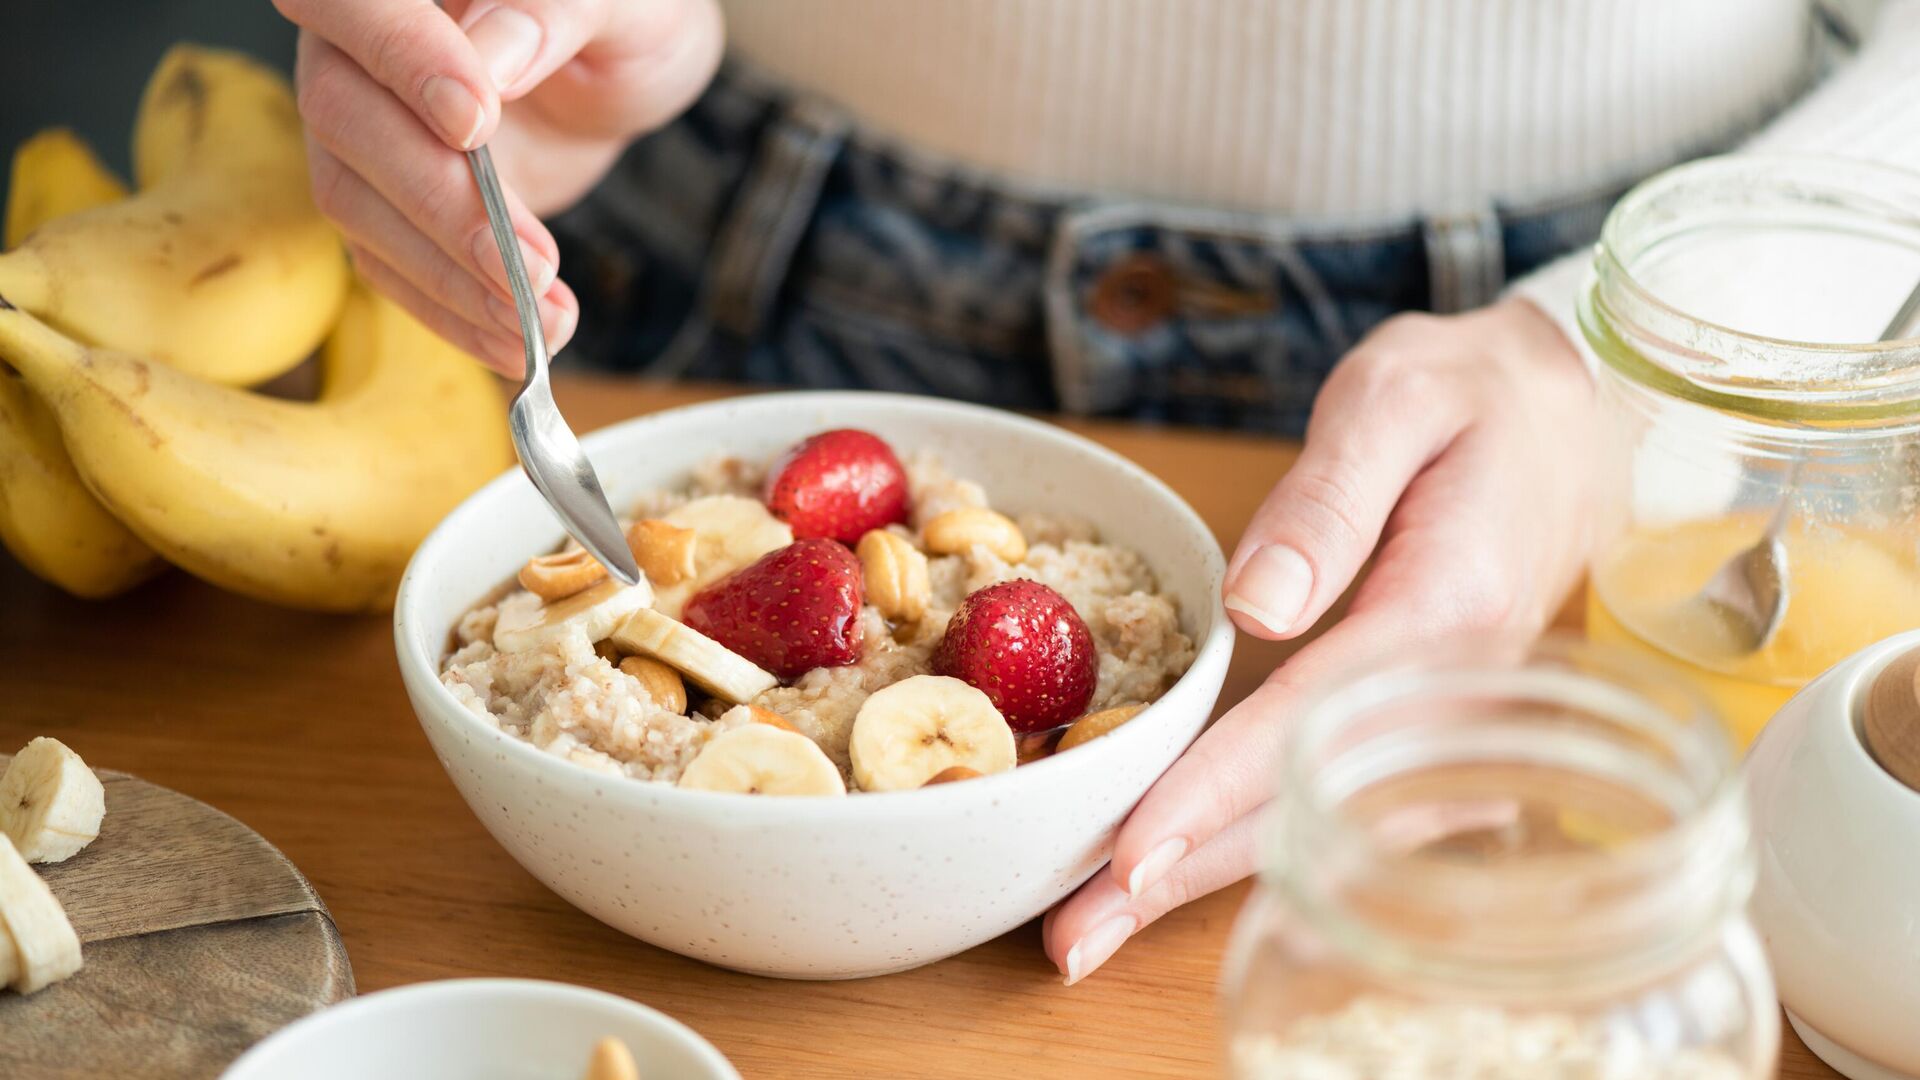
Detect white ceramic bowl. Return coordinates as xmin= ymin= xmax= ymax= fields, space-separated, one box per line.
xmin=219 ymin=979 xmax=739 ymax=1080
xmin=394 ymin=392 xmax=1234 ymax=979
xmin=1749 ymin=628 xmax=1920 ymax=1080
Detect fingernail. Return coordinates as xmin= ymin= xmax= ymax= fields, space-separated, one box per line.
xmin=420 ymin=76 xmax=484 ymax=149
xmin=550 ymin=297 xmax=578 ymax=349
xmin=1063 ymin=916 xmax=1137 ymax=987
xmin=539 ymin=297 xmax=565 ymax=342
xmin=470 ymin=230 xmax=555 ymax=293
xmin=462 ymin=5 xmax=543 ymax=93
xmin=526 ymin=247 xmax=557 ymax=293
xmin=1225 ymin=544 xmax=1313 ymax=635
xmin=1125 ymin=837 xmax=1188 ymax=899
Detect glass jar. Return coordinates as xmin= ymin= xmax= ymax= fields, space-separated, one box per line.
xmin=1220 ymin=636 xmax=1777 ymax=1079
xmin=1580 ymin=155 xmax=1920 ymax=749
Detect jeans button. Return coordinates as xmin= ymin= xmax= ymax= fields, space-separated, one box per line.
xmin=1090 ymin=253 xmax=1178 ymax=335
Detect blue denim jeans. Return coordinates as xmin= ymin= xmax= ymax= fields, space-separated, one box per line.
xmin=551 ymin=66 xmax=1652 ymax=435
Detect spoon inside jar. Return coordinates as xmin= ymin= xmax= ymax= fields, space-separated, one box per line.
xmin=1695 ymin=278 xmax=1920 ymax=654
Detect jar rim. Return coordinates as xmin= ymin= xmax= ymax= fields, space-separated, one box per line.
xmin=1585 ymin=154 xmax=1920 ymax=423
xmin=1271 ymin=634 xmax=1753 ymax=990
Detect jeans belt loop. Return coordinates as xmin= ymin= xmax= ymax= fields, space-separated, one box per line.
xmin=702 ymin=97 xmax=851 ymax=343
xmin=1423 ymin=206 xmax=1506 ymax=315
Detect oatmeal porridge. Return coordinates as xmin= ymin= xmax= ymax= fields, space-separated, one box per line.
xmin=440 ymin=429 xmax=1195 ymax=793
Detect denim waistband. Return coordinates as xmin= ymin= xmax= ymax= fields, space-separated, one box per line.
xmin=552 ymin=62 xmax=1764 ymax=433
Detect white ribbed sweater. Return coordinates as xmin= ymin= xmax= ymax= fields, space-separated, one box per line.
xmin=720 ymin=0 xmax=1920 ymax=347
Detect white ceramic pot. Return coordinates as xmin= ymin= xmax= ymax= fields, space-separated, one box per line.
xmin=219 ymin=979 xmax=739 ymax=1080
xmin=1748 ymin=628 xmax=1920 ymax=1080
xmin=394 ymin=392 xmax=1235 ymax=979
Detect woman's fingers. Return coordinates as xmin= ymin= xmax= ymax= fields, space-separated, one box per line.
xmin=276 ymin=0 xmax=500 ymax=149
xmin=1054 ymin=301 xmax=1598 ymax=983
xmin=346 ymin=245 xmax=525 ymax=375
xmin=309 ymin=141 xmax=519 ymax=339
xmin=1054 ymin=450 xmax=1570 ymax=983
xmin=1101 ymin=602 xmax=1407 ymax=908
xmin=352 ymin=245 xmax=576 ymax=379
xmin=276 ymin=0 xmax=618 ymax=143
xmin=298 ymin=35 xmax=567 ymax=317
xmin=1108 ymin=441 xmax=1551 ymax=907
xmin=1222 ymin=330 xmax=1462 ymax=642
xmin=449 ymin=0 xmax=610 ymax=101
xmin=1046 ymin=813 xmax=1263 ymax=985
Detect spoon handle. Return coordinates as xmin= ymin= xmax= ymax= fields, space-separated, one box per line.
xmin=1881 ymin=278 xmax=1920 ymax=342
xmin=1763 ymin=277 xmax=1920 ymax=544
xmin=467 ymin=146 xmax=547 ymax=392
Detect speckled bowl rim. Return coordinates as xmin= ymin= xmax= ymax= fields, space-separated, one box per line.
xmin=217 ymin=978 xmax=740 ymax=1080
xmin=395 ymin=391 xmax=1234 ymax=820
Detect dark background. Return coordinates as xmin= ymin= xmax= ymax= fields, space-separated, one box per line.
xmin=0 ymin=2 xmax=298 ymax=190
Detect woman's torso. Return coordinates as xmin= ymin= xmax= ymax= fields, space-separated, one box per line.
xmin=555 ymin=1 xmax=1828 ymax=432
xmin=720 ymin=0 xmax=1815 ymax=219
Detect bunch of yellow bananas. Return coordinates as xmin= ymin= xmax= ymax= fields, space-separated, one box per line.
xmin=0 ymin=46 xmax=514 ymax=612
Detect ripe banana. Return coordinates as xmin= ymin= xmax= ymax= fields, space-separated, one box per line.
xmin=0 ymin=738 xmax=105 ymax=864
xmin=0 ymin=833 xmax=83 ymax=994
xmin=0 ymin=130 xmax=165 ymax=598
xmin=0 ymin=45 xmax=348 ymax=384
xmin=4 ymin=129 xmax=127 ymax=249
xmin=849 ymin=675 xmax=1016 ymax=791
xmin=611 ymin=607 xmax=779 ymax=704
xmin=0 ymin=285 xmax=514 ymax=612
xmin=493 ymin=580 xmax=653 ymax=654
xmin=679 ymin=724 xmax=846 ymax=796
xmin=653 ymin=495 xmax=793 ymax=618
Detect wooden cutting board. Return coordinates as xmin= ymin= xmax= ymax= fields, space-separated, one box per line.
xmin=0 ymin=755 xmax=353 ymax=1079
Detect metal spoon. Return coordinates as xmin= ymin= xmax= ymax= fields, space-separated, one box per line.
xmin=466 ymin=147 xmax=641 ymax=587
xmin=1697 ymin=277 xmax=1920 ymax=652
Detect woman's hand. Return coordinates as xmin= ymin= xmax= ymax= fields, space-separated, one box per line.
xmin=1042 ymin=297 xmax=1598 ymax=982
xmin=274 ymin=0 xmax=724 ymax=373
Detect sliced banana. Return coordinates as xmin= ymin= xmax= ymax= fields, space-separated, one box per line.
xmin=0 ymin=899 xmax=18 ymax=989
xmin=849 ymin=675 xmax=1016 ymax=792
xmin=493 ymin=578 xmax=652 ymax=654
xmin=678 ymin=724 xmax=846 ymax=796
xmin=0 ymin=833 xmax=83 ymax=993
xmin=0 ymin=737 xmax=105 ymax=864
xmin=652 ymin=495 xmax=793 ymax=618
xmin=610 ymin=607 xmax=779 ymax=704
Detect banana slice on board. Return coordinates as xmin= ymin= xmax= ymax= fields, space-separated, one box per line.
xmin=493 ymin=579 xmax=652 ymax=654
xmin=652 ymin=495 xmax=793 ymax=618
xmin=849 ymin=675 xmax=1017 ymax=792
xmin=0 ymin=832 xmax=83 ymax=993
xmin=678 ymin=724 xmax=846 ymax=796
xmin=0 ymin=737 xmax=105 ymax=863
xmin=0 ymin=898 xmax=18 ymax=988
xmin=610 ymin=607 xmax=778 ymax=704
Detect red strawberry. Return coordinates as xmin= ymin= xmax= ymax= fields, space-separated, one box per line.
xmin=763 ymin=429 xmax=910 ymax=545
xmin=933 ymin=580 xmax=1096 ymax=733
xmin=683 ymin=538 xmax=865 ymax=680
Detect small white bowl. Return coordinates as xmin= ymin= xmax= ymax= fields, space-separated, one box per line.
xmin=394 ymin=391 xmax=1234 ymax=979
xmin=1748 ymin=628 xmax=1920 ymax=1080
xmin=219 ymin=979 xmax=739 ymax=1080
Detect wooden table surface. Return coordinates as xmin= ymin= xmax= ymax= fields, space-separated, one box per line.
xmin=0 ymin=378 xmax=1837 ymax=1078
